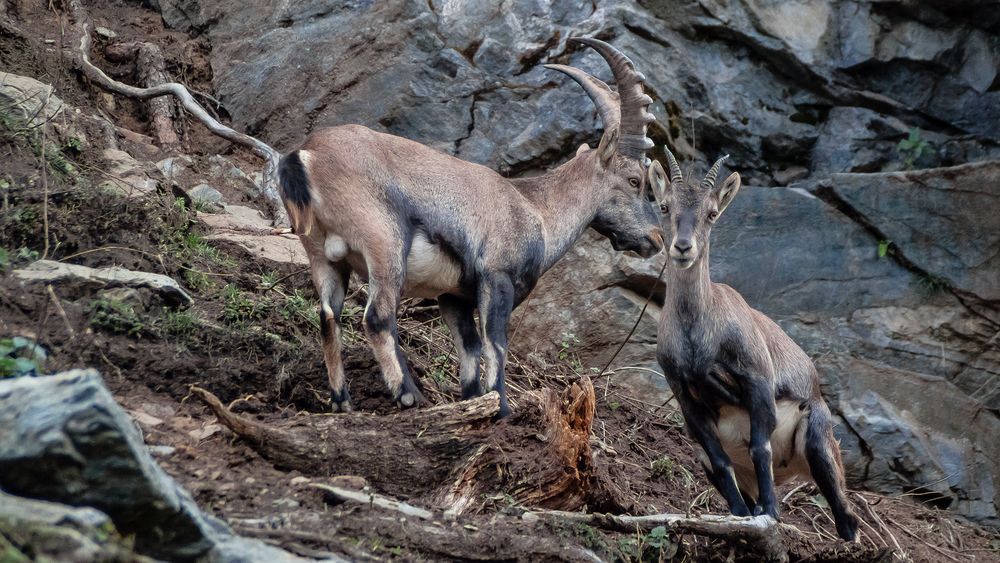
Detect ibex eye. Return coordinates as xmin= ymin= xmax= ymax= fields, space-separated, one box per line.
xmin=660 ymin=204 xmax=669 ymax=214
xmin=708 ymin=211 xmax=719 ymax=221
xmin=629 ymin=178 xmax=640 ymax=187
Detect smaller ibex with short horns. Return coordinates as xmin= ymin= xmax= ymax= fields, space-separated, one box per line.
xmin=647 ymin=150 xmax=858 ymax=541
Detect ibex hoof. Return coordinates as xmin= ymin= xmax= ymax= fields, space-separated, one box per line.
xmin=397 ymin=392 xmax=416 ymax=408
xmin=330 ymin=388 xmax=352 ymax=413
xmin=330 ymin=400 xmax=353 ymax=413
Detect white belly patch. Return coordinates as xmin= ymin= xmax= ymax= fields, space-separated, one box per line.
xmin=404 ymin=232 xmax=462 ymax=298
xmin=704 ymin=401 xmax=812 ymax=497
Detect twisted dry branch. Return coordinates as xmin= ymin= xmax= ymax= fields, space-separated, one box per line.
xmin=63 ymin=0 xmax=289 ymax=226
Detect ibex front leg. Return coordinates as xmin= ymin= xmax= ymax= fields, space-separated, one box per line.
xmin=680 ymin=397 xmax=752 ymax=516
xmin=363 ymin=254 xmax=425 ymax=408
xmin=478 ymin=275 xmax=514 ymax=418
xmin=439 ymin=295 xmax=483 ymax=399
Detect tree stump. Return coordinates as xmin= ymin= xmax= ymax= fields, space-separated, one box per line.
xmin=192 ymin=377 xmax=598 ymax=514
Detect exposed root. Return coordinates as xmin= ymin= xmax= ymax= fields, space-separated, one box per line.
xmin=191 ymin=379 xmax=600 ymax=515
xmin=104 ymin=41 xmax=180 ymax=149
xmin=62 ymin=0 xmax=288 ymax=225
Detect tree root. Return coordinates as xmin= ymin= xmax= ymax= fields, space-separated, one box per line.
xmin=104 ymin=41 xmax=180 ymax=149
xmin=62 ymin=0 xmax=288 ymax=225
xmin=190 ymin=377 xmax=599 ymax=515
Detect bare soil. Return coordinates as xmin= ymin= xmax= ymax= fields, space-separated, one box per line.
xmin=2 ymin=2 xmax=999 ymax=561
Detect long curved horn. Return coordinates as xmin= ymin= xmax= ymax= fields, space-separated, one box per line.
xmin=544 ymin=64 xmax=620 ymax=131
xmin=663 ymin=147 xmax=684 ymax=185
xmin=701 ymin=154 xmax=730 ymax=189
xmin=570 ymin=37 xmax=655 ymax=160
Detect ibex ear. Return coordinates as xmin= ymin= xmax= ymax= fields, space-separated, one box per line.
xmin=576 ymin=143 xmax=590 ymax=156
xmin=717 ymin=171 xmax=741 ymax=214
xmin=647 ymin=160 xmax=669 ymax=204
xmin=597 ymin=127 xmax=619 ymax=169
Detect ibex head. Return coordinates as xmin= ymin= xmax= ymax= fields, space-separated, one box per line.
xmin=648 ymin=148 xmax=741 ymax=269
xmin=546 ymin=38 xmax=663 ymax=258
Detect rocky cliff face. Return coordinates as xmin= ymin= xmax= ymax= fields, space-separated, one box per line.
xmin=156 ymin=0 xmax=1000 ymax=524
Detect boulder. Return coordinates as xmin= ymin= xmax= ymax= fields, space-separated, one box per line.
xmin=812 ymin=161 xmax=1000 ymax=311
xmin=12 ymin=260 xmax=193 ymax=308
xmin=0 ymin=71 xmax=65 ymax=129
xmin=0 ymin=370 xmax=336 ymax=562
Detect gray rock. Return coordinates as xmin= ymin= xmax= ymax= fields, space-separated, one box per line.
xmin=13 ymin=260 xmax=193 ymax=308
xmin=188 ymin=183 xmax=225 ymax=207
xmin=0 ymin=370 xmax=336 ymax=563
xmin=100 ymin=149 xmax=160 ymax=195
xmin=813 ymin=161 xmax=1000 ymax=309
xmin=0 ymin=71 xmax=65 ymax=129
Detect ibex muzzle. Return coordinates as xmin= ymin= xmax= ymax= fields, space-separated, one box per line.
xmin=279 ymin=38 xmax=661 ymax=419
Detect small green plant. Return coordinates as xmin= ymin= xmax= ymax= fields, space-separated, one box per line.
xmin=222 ymin=284 xmax=265 ymax=325
xmin=877 ymin=239 xmax=892 ymax=259
xmin=0 ymin=247 xmax=9 ymax=269
xmin=259 ymin=270 xmax=281 ymax=289
xmin=616 ymin=526 xmax=677 ymax=562
xmin=281 ymin=288 xmax=319 ymax=329
xmin=650 ymin=456 xmax=675 ymax=480
xmin=558 ymin=331 xmax=584 ymax=373
xmin=174 ymin=196 xmax=189 ymax=213
xmin=183 ymin=269 xmax=213 ymax=293
xmin=64 ymin=135 xmax=84 ymax=153
xmin=428 ymin=353 xmax=452 ymax=384
xmin=898 ymin=127 xmax=930 ymax=169
xmin=160 ymin=309 xmax=198 ymax=338
xmin=14 ymin=247 xmax=39 ymax=263
xmin=914 ymin=272 xmax=949 ymax=297
xmin=89 ymin=299 xmax=145 ymax=337
xmin=574 ymin=523 xmax=609 ymax=553
xmin=0 ymin=337 xmax=47 ymax=377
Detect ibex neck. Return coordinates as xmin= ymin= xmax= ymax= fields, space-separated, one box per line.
xmin=664 ymin=245 xmax=714 ymax=321
xmin=511 ymin=151 xmax=604 ymax=271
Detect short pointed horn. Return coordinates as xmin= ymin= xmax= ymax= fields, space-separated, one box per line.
xmin=570 ymin=37 xmax=656 ymax=160
xmin=701 ymin=154 xmax=730 ymax=189
xmin=544 ymin=64 xmax=620 ymax=132
xmin=663 ymin=147 xmax=684 ymax=185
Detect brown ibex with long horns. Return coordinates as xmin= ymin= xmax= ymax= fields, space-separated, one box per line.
xmin=647 ymin=150 xmax=859 ymax=541
xmin=279 ymin=39 xmax=662 ymax=418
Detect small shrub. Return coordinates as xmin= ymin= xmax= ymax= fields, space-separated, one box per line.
xmin=650 ymin=456 xmax=675 ymax=480
xmin=0 ymin=337 xmax=47 ymax=377
xmin=89 ymin=299 xmax=145 ymax=337
xmin=222 ymin=284 xmax=267 ymax=325
xmin=183 ymin=269 xmax=213 ymax=293
xmin=161 ymin=309 xmax=198 ymax=338
xmin=898 ymin=127 xmax=930 ymax=170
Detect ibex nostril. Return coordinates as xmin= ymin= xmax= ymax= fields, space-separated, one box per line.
xmin=674 ymin=239 xmax=692 ymax=253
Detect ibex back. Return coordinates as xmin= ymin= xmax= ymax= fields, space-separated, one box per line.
xmin=648 ymin=150 xmax=858 ymax=541
xmin=279 ymin=39 xmax=663 ymax=418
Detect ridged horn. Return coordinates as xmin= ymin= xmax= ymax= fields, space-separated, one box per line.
xmin=544 ymin=64 xmax=620 ymax=132
xmin=701 ymin=154 xmax=730 ymax=189
xmin=570 ymin=37 xmax=656 ymax=160
xmin=663 ymin=147 xmax=684 ymax=185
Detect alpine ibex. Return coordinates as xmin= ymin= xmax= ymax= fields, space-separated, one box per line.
xmin=279 ymin=39 xmax=662 ymax=418
xmin=648 ymin=150 xmax=858 ymax=541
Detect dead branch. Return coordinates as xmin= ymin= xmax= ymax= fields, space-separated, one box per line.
xmin=310 ymin=483 xmax=435 ymax=520
xmin=63 ymin=0 xmax=288 ymax=226
xmin=529 ymin=509 xmax=793 ymax=562
xmin=191 ymin=378 xmax=600 ymax=515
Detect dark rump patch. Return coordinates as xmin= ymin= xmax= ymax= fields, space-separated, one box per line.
xmin=279 ymin=151 xmax=311 ymax=210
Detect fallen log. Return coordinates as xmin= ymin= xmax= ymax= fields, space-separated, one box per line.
xmin=191 ymin=377 xmax=598 ymax=514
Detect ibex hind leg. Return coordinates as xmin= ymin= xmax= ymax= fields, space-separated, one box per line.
xmin=805 ymin=400 xmax=859 ymax=541
xmin=306 ymin=246 xmax=352 ymax=412
xmin=439 ymin=295 xmax=483 ymax=399
xmin=362 ymin=259 xmax=425 ymax=409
